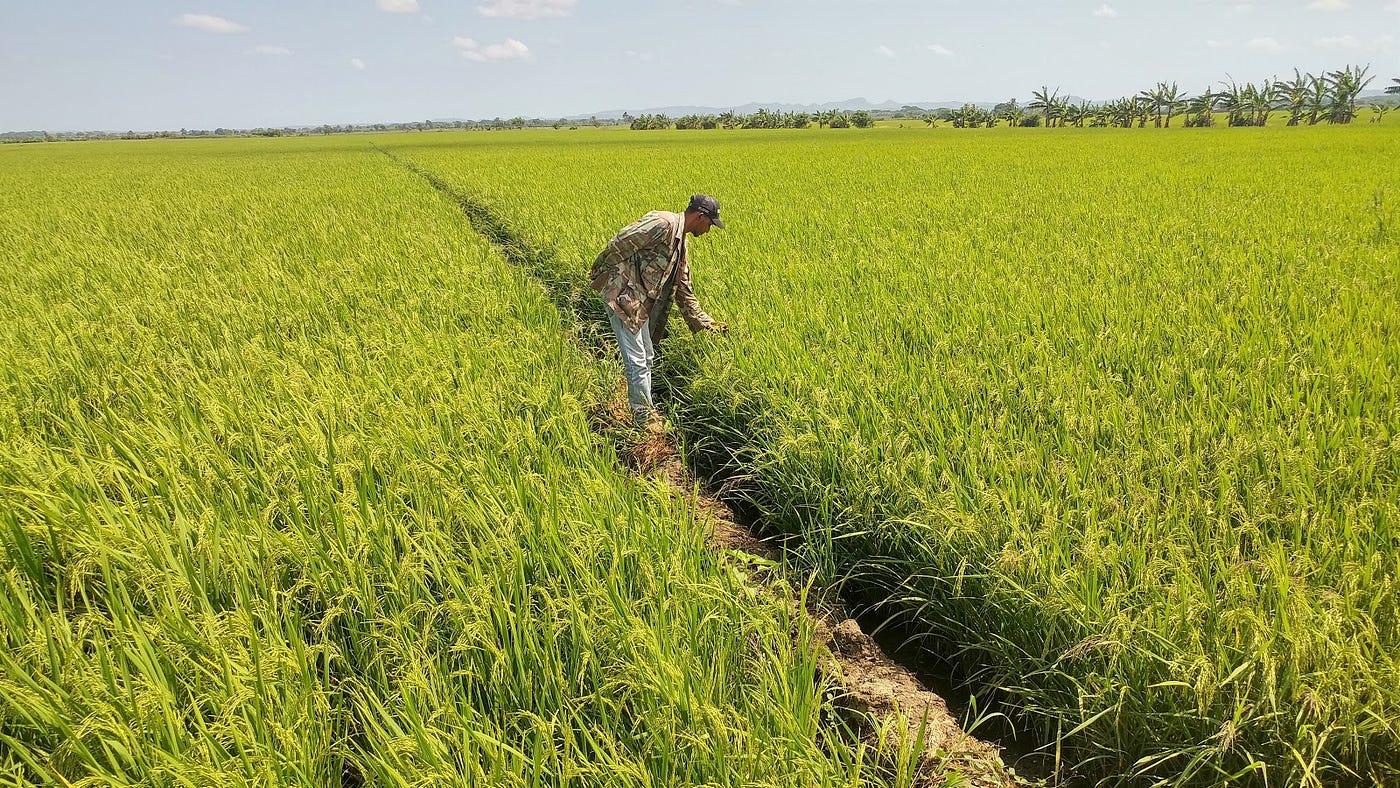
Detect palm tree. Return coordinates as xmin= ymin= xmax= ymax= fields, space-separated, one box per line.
xmin=1387 ymin=77 xmax=1400 ymax=95
xmin=718 ymin=110 xmax=739 ymax=130
xmin=1029 ymin=86 xmax=1061 ymax=127
xmin=1371 ymin=105 xmax=1391 ymax=124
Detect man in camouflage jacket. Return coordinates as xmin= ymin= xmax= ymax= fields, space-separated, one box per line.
xmin=588 ymin=194 xmax=728 ymax=426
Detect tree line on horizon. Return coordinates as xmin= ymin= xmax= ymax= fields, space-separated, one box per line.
xmin=979 ymin=64 xmax=1394 ymax=129
xmin=628 ymin=108 xmax=876 ymax=130
xmin=626 ymin=65 xmax=1397 ymax=132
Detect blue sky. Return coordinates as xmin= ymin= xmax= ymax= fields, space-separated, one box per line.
xmin=2 ymin=0 xmax=1396 ymax=131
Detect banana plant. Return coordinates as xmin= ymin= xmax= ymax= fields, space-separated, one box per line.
xmin=1108 ymin=97 xmax=1135 ymax=128
xmin=1186 ymin=87 xmax=1217 ymax=127
xmin=1278 ymin=70 xmax=1310 ymax=126
xmin=1217 ymin=79 xmax=1242 ymax=126
xmin=1247 ymin=79 xmax=1277 ymax=126
xmin=1325 ymin=64 xmax=1374 ymax=124
xmin=1029 ymin=86 xmax=1061 ymax=127
xmin=1063 ymin=101 xmax=1090 ymax=128
xmin=1305 ymin=73 xmax=1330 ymax=125
xmin=1137 ymin=84 xmax=1166 ymax=127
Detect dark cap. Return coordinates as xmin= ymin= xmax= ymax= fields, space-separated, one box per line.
xmin=687 ymin=194 xmax=725 ymax=229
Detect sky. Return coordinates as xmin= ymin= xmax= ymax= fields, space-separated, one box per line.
xmin=2 ymin=0 xmax=1397 ymax=132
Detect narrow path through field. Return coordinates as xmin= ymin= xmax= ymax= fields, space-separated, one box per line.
xmin=377 ymin=145 xmax=1026 ymax=787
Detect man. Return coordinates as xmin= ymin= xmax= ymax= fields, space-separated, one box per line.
xmin=588 ymin=194 xmax=729 ymax=427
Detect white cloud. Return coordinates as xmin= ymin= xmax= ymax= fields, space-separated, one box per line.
xmin=1387 ymin=0 xmax=1400 ymax=12
xmin=1306 ymin=0 xmax=1348 ymax=9
xmin=625 ymin=49 xmax=654 ymax=62
xmin=453 ymin=36 xmax=532 ymax=62
xmin=1310 ymin=33 xmax=1391 ymax=52
xmin=1092 ymin=4 xmax=1118 ymax=18
xmin=1205 ymin=39 xmax=1230 ymax=48
xmin=476 ymin=0 xmax=576 ymax=19
xmin=927 ymin=43 xmax=954 ymax=57
xmin=249 ymin=45 xmax=292 ymax=56
xmin=1245 ymin=36 xmax=1283 ymax=51
xmin=174 ymin=14 xmax=248 ymax=34
xmin=1315 ymin=34 xmax=1359 ymax=48
xmin=350 ymin=58 xmax=367 ymax=70
xmin=377 ymin=0 xmax=419 ymax=11
xmin=875 ymin=45 xmax=895 ymax=57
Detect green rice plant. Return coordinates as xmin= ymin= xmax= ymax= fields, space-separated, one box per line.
xmin=379 ymin=125 xmax=1400 ymax=785
xmin=0 ymin=139 xmax=908 ymax=786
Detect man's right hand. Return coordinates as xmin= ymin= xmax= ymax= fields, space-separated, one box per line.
xmin=709 ymin=321 xmax=729 ymax=334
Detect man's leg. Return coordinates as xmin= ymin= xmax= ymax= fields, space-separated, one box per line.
xmin=608 ymin=308 xmax=655 ymax=424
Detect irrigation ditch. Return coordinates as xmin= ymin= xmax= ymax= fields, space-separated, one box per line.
xmin=377 ymin=145 xmax=1040 ymax=787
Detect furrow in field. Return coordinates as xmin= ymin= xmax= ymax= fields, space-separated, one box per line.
xmin=380 ymin=146 xmax=1027 ymax=787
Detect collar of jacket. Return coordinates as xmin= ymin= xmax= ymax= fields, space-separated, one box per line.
xmin=665 ymin=210 xmax=686 ymax=262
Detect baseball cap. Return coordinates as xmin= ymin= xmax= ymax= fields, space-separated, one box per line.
xmin=687 ymin=194 xmax=725 ymax=229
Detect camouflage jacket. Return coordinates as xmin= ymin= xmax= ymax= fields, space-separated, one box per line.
xmin=588 ymin=210 xmax=714 ymax=342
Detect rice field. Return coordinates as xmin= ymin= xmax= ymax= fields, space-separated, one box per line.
xmin=3 ymin=123 xmax=1397 ymax=786
xmin=0 ymin=139 xmax=923 ymax=786
xmin=376 ymin=125 xmax=1400 ymax=785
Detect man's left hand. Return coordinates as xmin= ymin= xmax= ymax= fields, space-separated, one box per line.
xmin=709 ymin=321 xmax=729 ymax=334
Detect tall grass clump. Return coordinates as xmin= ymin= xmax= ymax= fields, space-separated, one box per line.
xmin=0 ymin=139 xmax=912 ymax=786
xmin=381 ymin=125 xmax=1400 ymax=785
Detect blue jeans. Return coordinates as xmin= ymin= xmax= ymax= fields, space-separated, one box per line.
xmin=608 ymin=307 xmax=660 ymax=424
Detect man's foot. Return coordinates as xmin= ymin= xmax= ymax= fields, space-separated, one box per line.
xmin=641 ymin=414 xmax=667 ymax=436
